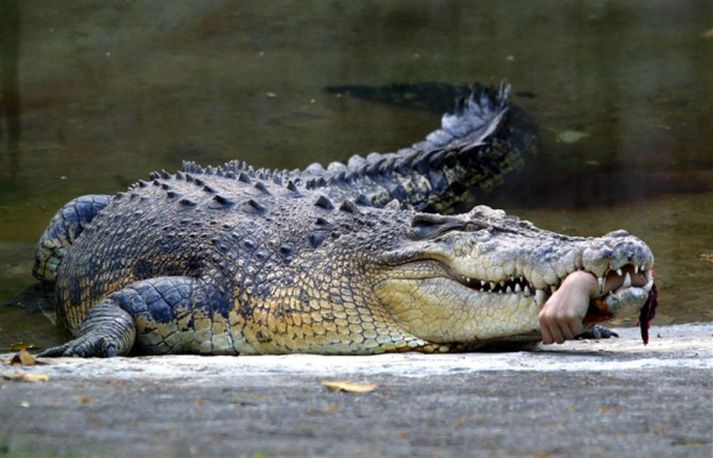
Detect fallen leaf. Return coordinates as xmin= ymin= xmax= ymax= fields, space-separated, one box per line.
xmin=77 ymin=395 xmax=93 ymax=405
xmin=320 ymin=380 xmax=377 ymax=393
xmin=702 ymin=28 xmax=713 ymax=38
xmin=21 ymin=373 xmax=50 ymax=383
xmin=698 ymin=252 xmax=713 ymax=264
xmin=2 ymin=371 xmax=50 ymax=383
xmin=10 ymin=350 xmax=38 ymax=366
xmin=9 ymin=342 xmax=37 ymax=352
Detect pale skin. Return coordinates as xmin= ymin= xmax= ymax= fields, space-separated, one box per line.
xmin=539 ymin=270 xmax=647 ymax=344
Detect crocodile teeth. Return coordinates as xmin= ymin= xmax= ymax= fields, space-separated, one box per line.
xmin=622 ymin=272 xmax=632 ymax=288
xmin=634 ymin=264 xmax=640 ymax=274
xmin=535 ymin=289 xmax=546 ymax=306
xmin=506 ymin=286 xmax=512 ymax=294
xmin=481 ymin=280 xmax=486 ymax=287
xmin=616 ymin=268 xmax=623 ymax=276
xmin=490 ymin=282 xmax=496 ymax=289
xmin=523 ymin=287 xmax=531 ymax=297
xmin=597 ymin=276 xmax=605 ymax=294
xmin=550 ymin=285 xmax=557 ymax=294
xmin=643 ymin=279 xmax=654 ymax=292
xmin=514 ymin=284 xmax=522 ymax=293
xmin=646 ymin=270 xmax=653 ymax=282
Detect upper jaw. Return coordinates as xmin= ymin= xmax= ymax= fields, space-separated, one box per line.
xmin=436 ymin=230 xmax=656 ymax=308
xmin=450 ymin=263 xmax=654 ymax=308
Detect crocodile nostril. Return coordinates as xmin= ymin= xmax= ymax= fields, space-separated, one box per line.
xmin=605 ymin=229 xmax=631 ymax=238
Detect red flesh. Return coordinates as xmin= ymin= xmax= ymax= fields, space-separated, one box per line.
xmin=638 ymin=284 xmax=658 ymax=345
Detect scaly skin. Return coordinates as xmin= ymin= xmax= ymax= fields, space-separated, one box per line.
xmin=34 ymin=84 xmax=533 ymax=287
xmin=36 ymin=172 xmax=654 ymax=356
xmin=182 ymin=83 xmax=537 ymax=213
xmin=31 ymin=84 xmax=654 ymax=357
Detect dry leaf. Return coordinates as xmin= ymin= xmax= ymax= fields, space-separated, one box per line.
xmin=10 ymin=350 xmax=38 ymax=366
xmin=320 ymin=380 xmax=377 ymax=393
xmin=9 ymin=342 xmax=38 ymax=352
xmin=2 ymin=371 xmax=50 ymax=383
xmin=698 ymin=252 xmax=713 ymax=264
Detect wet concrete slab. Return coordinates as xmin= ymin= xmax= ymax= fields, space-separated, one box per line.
xmin=1 ymin=324 xmax=711 ymax=457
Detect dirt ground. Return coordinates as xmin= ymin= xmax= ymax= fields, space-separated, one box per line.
xmin=1 ymin=324 xmax=711 ymax=457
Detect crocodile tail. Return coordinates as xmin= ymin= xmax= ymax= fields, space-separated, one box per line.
xmin=33 ymin=195 xmax=112 ymax=283
xmin=180 ymin=82 xmax=537 ymax=213
xmin=320 ymin=82 xmax=538 ymax=212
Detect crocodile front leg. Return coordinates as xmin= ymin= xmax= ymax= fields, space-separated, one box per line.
xmin=39 ymin=301 xmax=135 ymax=357
xmin=41 ymin=276 xmax=235 ymax=357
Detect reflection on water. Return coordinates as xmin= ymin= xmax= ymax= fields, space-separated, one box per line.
xmin=0 ymin=1 xmax=711 ymax=349
xmin=0 ymin=0 xmax=22 ymax=182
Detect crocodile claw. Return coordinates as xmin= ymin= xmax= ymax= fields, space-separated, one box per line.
xmin=37 ymin=301 xmax=135 ymax=357
xmin=576 ymin=325 xmax=619 ymax=340
xmin=38 ymin=335 xmax=120 ymax=358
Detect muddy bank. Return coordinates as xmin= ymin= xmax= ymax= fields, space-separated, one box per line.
xmin=1 ymin=324 xmax=711 ymax=457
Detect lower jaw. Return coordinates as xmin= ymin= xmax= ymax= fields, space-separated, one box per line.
xmin=583 ymin=286 xmax=650 ymax=325
xmin=583 ymin=298 xmax=614 ymax=325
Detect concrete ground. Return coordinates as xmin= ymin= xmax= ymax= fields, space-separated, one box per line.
xmin=1 ymin=324 xmax=711 ymax=457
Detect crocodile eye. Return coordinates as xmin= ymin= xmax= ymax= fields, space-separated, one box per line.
xmin=410 ymin=214 xmax=486 ymax=239
xmin=410 ymin=213 xmax=463 ymax=239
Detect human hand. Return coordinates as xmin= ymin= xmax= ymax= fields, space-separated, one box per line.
xmin=538 ymin=271 xmax=598 ymax=344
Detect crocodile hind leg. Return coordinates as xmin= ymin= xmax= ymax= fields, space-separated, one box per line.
xmin=33 ymin=194 xmax=112 ymax=283
xmin=39 ymin=276 xmax=232 ymax=357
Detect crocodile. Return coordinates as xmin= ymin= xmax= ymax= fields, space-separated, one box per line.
xmin=32 ymin=85 xmax=656 ymax=357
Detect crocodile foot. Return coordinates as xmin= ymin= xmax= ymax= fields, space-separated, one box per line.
xmin=576 ymin=325 xmax=619 ymax=340
xmin=39 ymin=334 xmax=122 ymax=357
xmin=38 ymin=301 xmax=135 ymax=357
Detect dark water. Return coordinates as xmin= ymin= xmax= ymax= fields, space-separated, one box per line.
xmin=0 ymin=1 xmax=711 ymax=350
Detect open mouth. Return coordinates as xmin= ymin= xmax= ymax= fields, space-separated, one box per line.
xmin=451 ymin=263 xmax=654 ymax=302
xmin=453 ymin=274 xmax=536 ymax=296
xmin=449 ymin=262 xmax=657 ymax=343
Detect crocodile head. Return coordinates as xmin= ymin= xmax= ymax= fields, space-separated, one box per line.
xmin=375 ymin=205 xmax=655 ymax=345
